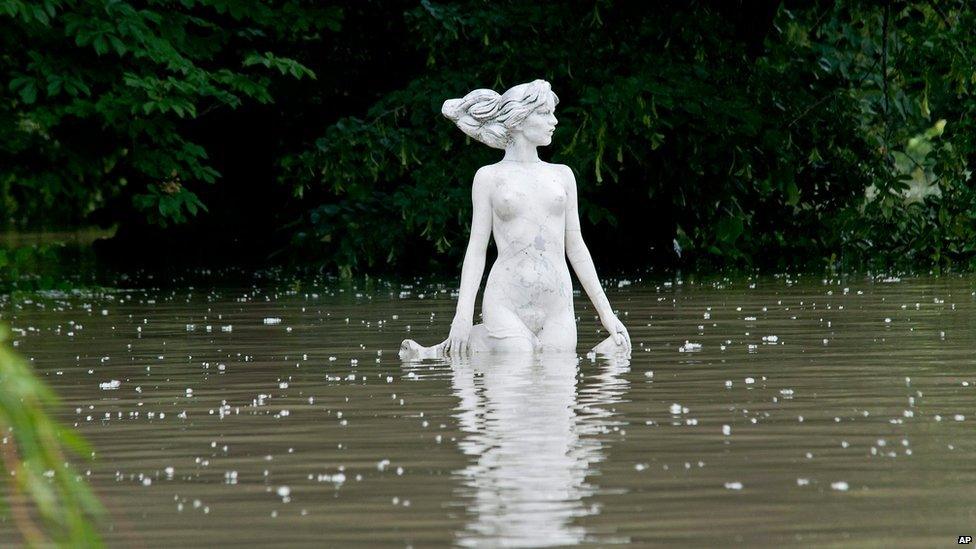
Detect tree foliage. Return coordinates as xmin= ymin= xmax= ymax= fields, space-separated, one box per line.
xmin=1 ymin=0 xmax=336 ymax=228
xmin=3 ymin=1 xmax=976 ymax=274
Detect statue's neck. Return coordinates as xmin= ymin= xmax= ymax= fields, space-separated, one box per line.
xmin=502 ymin=138 xmax=540 ymax=163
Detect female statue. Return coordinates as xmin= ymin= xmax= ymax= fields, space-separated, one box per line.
xmin=400 ymin=79 xmax=630 ymax=358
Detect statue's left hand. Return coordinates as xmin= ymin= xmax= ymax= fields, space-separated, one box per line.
xmin=445 ymin=317 xmax=472 ymax=357
xmin=601 ymin=314 xmax=631 ymax=352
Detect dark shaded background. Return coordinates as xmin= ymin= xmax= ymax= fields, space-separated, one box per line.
xmin=3 ymin=1 xmax=975 ymax=279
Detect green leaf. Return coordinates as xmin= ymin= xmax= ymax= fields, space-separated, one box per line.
xmin=785 ymin=180 xmax=800 ymax=206
xmin=30 ymin=4 xmax=49 ymax=24
xmin=45 ymin=77 xmax=62 ymax=96
xmin=19 ymin=81 xmax=37 ymax=104
xmin=108 ymin=34 xmax=127 ymax=56
xmin=715 ymin=215 xmax=744 ymax=244
xmin=92 ymin=34 xmax=108 ymax=55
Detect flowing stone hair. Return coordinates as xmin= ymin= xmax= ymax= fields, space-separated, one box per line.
xmin=441 ymin=79 xmax=559 ymax=149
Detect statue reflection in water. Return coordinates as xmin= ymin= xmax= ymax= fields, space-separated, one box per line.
xmin=447 ymin=352 xmax=631 ymax=547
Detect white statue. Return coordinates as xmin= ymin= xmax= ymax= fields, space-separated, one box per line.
xmin=400 ymin=79 xmax=630 ymax=358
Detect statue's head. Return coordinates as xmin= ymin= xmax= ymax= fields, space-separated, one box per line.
xmin=442 ymin=79 xmax=559 ymax=149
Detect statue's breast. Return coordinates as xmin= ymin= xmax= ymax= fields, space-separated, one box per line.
xmin=492 ymin=176 xmax=566 ymax=222
xmin=493 ymin=182 xmax=526 ymax=222
xmin=543 ymin=180 xmax=567 ymax=215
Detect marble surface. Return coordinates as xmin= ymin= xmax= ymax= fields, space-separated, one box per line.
xmin=401 ymin=80 xmax=629 ymax=358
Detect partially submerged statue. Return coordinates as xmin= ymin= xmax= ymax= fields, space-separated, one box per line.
xmin=400 ymin=79 xmax=630 ymax=359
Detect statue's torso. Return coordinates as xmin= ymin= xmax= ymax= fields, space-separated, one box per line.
xmin=482 ymin=162 xmax=573 ymax=334
xmin=488 ymin=162 xmax=568 ymax=261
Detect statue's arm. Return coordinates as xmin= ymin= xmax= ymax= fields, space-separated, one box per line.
xmin=562 ymin=166 xmax=614 ymax=322
xmin=454 ymin=167 xmax=493 ymax=324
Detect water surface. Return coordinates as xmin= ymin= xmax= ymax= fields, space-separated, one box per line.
xmin=2 ymin=275 xmax=974 ymax=547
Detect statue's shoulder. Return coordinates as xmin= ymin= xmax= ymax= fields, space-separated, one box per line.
xmin=472 ymin=164 xmax=501 ymax=192
xmin=475 ymin=163 xmax=503 ymax=176
xmin=545 ymin=162 xmax=574 ymax=174
xmin=545 ymin=163 xmax=576 ymax=187
xmin=473 ymin=162 xmax=517 ymax=183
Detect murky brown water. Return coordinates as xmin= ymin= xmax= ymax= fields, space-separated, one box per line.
xmin=2 ymin=275 xmax=975 ymax=547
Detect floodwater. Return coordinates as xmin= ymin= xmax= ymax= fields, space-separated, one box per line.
xmin=1 ymin=275 xmax=975 ymax=547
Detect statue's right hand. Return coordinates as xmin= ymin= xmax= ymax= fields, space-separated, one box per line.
xmin=445 ymin=318 xmax=472 ymax=358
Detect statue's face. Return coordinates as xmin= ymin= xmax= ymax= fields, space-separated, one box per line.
xmin=519 ymin=105 xmax=558 ymax=147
